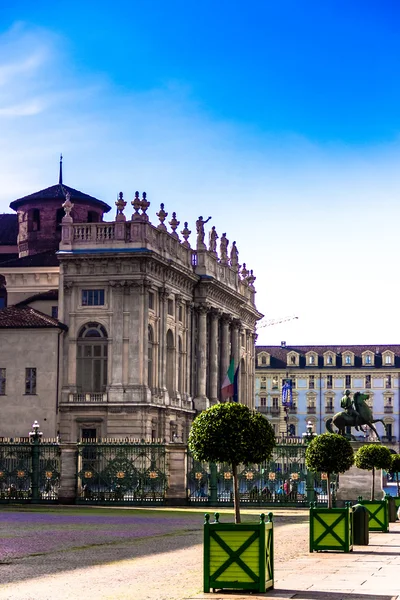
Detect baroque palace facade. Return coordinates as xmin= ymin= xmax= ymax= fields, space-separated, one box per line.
xmin=0 ymin=167 xmax=261 ymax=441
xmin=255 ymin=343 xmax=399 ymax=445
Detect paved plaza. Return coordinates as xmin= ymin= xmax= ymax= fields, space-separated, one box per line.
xmin=0 ymin=507 xmax=399 ymax=600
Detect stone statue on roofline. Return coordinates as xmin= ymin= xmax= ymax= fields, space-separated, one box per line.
xmin=220 ymin=232 xmax=229 ymax=264
xmin=196 ymin=216 xmax=211 ymax=250
xmin=230 ymin=241 xmax=239 ymax=270
xmin=208 ymin=226 xmax=218 ymax=255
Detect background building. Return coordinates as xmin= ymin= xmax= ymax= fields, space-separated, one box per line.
xmin=255 ymin=343 xmax=398 ymax=445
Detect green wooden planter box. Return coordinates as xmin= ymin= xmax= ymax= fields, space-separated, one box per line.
xmin=357 ymin=497 xmax=389 ymax=532
xmin=394 ymin=497 xmax=400 ymax=519
xmin=309 ymin=502 xmax=353 ymax=553
xmin=203 ymin=512 xmax=274 ymax=593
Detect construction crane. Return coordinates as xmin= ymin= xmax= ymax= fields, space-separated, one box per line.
xmin=257 ymin=315 xmax=298 ymax=329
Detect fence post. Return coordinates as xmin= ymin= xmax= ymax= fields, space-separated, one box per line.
xmin=165 ymin=443 xmax=188 ymax=506
xmin=58 ymin=443 xmax=78 ymax=504
xmin=210 ymin=463 xmax=218 ymax=504
xmin=31 ymin=438 xmax=40 ymax=502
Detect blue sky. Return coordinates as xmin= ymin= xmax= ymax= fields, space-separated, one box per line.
xmin=1 ymin=2 xmax=400 ymax=345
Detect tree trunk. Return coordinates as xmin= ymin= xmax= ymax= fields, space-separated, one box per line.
xmin=327 ymin=473 xmax=332 ymax=509
xmin=371 ymin=466 xmax=375 ymax=501
xmin=232 ymin=463 xmax=241 ymax=524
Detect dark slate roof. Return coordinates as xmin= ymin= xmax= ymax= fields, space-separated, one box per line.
xmin=256 ymin=344 xmax=400 ymax=369
xmin=0 ymin=214 xmax=18 ymax=246
xmin=0 ymin=253 xmax=18 ymax=264
xmin=0 ymin=250 xmax=59 ymax=268
xmin=10 ymin=183 xmax=111 ymax=213
xmin=16 ymin=289 xmax=58 ymax=306
xmin=0 ymin=305 xmax=67 ymax=329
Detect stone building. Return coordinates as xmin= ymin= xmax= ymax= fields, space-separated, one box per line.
xmin=0 ymin=165 xmax=261 ymax=440
xmin=255 ymin=343 xmax=399 ymax=446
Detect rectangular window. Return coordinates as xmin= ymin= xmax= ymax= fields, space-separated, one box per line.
xmin=345 ymin=375 xmax=351 ymax=388
xmin=167 ymin=299 xmax=174 ymax=316
xmin=365 ymin=375 xmax=371 ymax=389
xmin=386 ymin=423 xmax=393 ymax=438
xmin=385 ymin=355 xmax=392 ymax=364
xmin=326 ymin=375 xmax=333 ymax=389
xmin=260 ymin=397 xmax=266 ymax=407
xmin=82 ymin=289 xmax=105 ymax=306
xmin=386 ymin=375 xmax=392 ymax=389
xmin=0 ymin=368 xmax=5 ymax=395
xmin=365 ymin=355 xmax=371 ymax=364
xmin=272 ymin=397 xmax=279 ymax=409
xmin=309 ymin=375 xmax=315 ymax=389
xmin=51 ymin=306 xmax=58 ymax=319
xmin=149 ymin=292 xmax=154 ymax=310
xmin=25 ymin=368 xmax=37 ymax=394
xmin=178 ymin=305 xmax=183 ymax=322
xmin=272 ymin=376 xmax=278 ymax=390
xmin=260 ymin=377 xmax=267 ymax=389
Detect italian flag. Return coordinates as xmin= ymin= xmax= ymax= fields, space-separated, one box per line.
xmin=221 ymin=358 xmax=239 ymax=401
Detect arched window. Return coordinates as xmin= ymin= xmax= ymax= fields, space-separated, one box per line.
xmin=28 ymin=208 xmax=41 ymax=232
xmin=0 ymin=276 xmax=7 ymax=309
xmin=166 ymin=329 xmax=175 ymax=396
xmin=148 ymin=325 xmax=154 ymax=389
xmin=77 ymin=322 xmax=108 ymax=393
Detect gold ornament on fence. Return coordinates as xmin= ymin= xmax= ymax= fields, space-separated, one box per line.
xmin=269 ymin=473 xmax=276 ymax=480
xmin=224 ymin=472 xmax=232 ymax=480
xmin=116 ymin=471 xmax=125 ymax=479
xmin=84 ymin=471 xmax=93 ymax=479
xmin=245 ymin=472 xmax=254 ymax=480
xmin=291 ymin=473 xmax=299 ymax=480
xmin=0 ymin=471 xmax=4 ymax=479
xmin=195 ymin=472 xmax=203 ymax=480
xmin=149 ymin=471 xmax=158 ymax=479
xmin=17 ymin=470 xmax=25 ymax=478
xmin=321 ymin=473 xmax=328 ymax=480
xmin=45 ymin=471 xmax=53 ymax=479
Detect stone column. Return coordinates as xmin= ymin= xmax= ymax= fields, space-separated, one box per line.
xmin=165 ymin=443 xmax=188 ymax=506
xmin=159 ymin=287 xmax=170 ymax=394
xmin=220 ymin=314 xmax=231 ymax=395
xmin=186 ymin=302 xmax=193 ymax=398
xmin=128 ymin=283 xmax=140 ymax=387
xmin=194 ymin=304 xmax=209 ymax=411
xmin=209 ymin=309 xmax=220 ymax=404
xmin=109 ymin=282 xmax=124 ymax=391
xmin=58 ymin=443 xmax=78 ymax=504
xmin=141 ymin=279 xmax=150 ymax=393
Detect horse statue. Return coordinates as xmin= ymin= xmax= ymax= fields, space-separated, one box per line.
xmin=326 ymin=392 xmax=387 ymax=440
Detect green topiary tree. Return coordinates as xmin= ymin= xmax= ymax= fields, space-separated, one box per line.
xmin=354 ymin=444 xmax=393 ymax=500
xmin=305 ymin=433 xmax=354 ymax=509
xmin=188 ymin=402 xmax=275 ymax=523
xmin=391 ymin=454 xmax=400 ymax=497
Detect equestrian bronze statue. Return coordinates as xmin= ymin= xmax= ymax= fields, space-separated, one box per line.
xmin=326 ymin=390 xmax=387 ymax=440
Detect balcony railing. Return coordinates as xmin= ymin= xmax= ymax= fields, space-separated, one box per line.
xmin=325 ymin=406 xmax=334 ymax=414
xmin=69 ymin=393 xmax=108 ymax=403
xmin=384 ymin=406 xmax=393 ymax=413
xmin=257 ymin=406 xmax=280 ymax=415
xmin=307 ymin=406 xmax=316 ymax=414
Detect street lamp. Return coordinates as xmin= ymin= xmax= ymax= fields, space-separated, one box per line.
xmin=302 ymin=420 xmax=316 ymax=504
xmin=29 ymin=420 xmax=43 ymax=502
xmin=29 ymin=420 xmax=43 ymax=442
xmin=303 ymin=420 xmax=315 ymax=442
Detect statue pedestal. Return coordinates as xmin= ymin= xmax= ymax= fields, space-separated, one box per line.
xmin=336 ymin=441 xmax=383 ymax=505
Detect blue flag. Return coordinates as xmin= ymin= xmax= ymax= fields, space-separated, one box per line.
xmin=282 ymin=380 xmax=292 ymax=407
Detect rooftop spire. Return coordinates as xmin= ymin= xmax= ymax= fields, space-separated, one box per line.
xmin=59 ymin=154 xmax=63 ymax=185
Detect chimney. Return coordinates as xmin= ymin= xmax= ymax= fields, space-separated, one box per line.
xmin=281 ymin=341 xmax=286 ymax=348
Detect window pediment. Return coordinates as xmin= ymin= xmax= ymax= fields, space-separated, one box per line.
xmin=287 ymin=352 xmax=299 ymax=367
xmin=257 ymin=352 xmax=270 ymax=367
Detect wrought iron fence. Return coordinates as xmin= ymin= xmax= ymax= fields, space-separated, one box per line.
xmin=0 ymin=439 xmax=60 ymax=503
xmin=187 ymin=441 xmax=335 ymax=506
xmin=76 ymin=440 xmax=167 ymax=504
